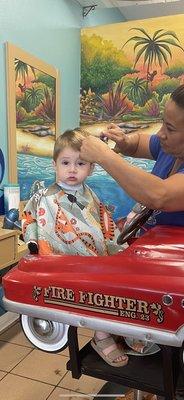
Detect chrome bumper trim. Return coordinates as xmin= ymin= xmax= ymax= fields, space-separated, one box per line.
xmin=3 ymin=297 xmax=184 ymax=347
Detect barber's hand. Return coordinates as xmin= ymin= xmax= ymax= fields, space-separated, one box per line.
xmin=101 ymin=123 xmax=127 ymax=154
xmin=80 ymin=135 xmax=110 ymax=163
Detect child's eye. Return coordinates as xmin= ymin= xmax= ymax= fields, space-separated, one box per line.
xmin=61 ymin=161 xmax=69 ymax=165
xmin=78 ymin=161 xmax=86 ymax=166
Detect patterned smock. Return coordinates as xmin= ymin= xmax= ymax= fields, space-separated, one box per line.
xmin=22 ymin=183 xmax=122 ymax=256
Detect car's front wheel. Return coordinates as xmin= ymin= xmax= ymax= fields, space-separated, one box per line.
xmin=21 ymin=315 xmax=69 ymax=352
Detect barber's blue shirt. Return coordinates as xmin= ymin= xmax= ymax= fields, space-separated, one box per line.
xmin=144 ymin=134 xmax=184 ymax=228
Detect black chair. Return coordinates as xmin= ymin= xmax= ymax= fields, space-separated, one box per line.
xmin=67 ymin=326 xmax=183 ymax=400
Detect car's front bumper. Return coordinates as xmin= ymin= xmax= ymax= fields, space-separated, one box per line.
xmin=3 ymin=296 xmax=184 ymax=348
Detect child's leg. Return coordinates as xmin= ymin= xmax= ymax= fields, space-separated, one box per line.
xmin=130 ymin=339 xmax=148 ymax=354
xmin=125 ymin=337 xmax=155 ymax=354
xmin=91 ymin=331 xmax=128 ymax=367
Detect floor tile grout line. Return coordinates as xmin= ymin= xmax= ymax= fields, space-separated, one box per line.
xmin=45 ymin=386 xmax=88 ymax=400
xmin=0 ymin=325 xmax=95 ymax=397
xmin=0 ymin=340 xmax=71 ymax=383
xmin=45 ymin=385 xmax=58 ymax=400
xmin=57 ymin=384 xmax=87 ymax=395
xmin=5 ymin=371 xmax=58 ymax=387
xmin=0 ymin=367 xmax=105 ymax=395
xmin=7 ymin=347 xmax=34 ymax=374
xmin=0 ymin=339 xmax=81 ymax=355
xmin=56 ymin=369 xmax=69 ymax=385
xmin=0 ymin=370 xmax=93 ymax=397
xmin=56 ymin=371 xmax=102 ymax=395
xmin=0 ymin=371 xmax=8 ymax=381
xmin=0 ymin=338 xmax=34 ymax=349
xmin=0 ymin=320 xmax=19 ymax=336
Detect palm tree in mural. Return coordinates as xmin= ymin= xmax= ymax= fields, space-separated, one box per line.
xmin=22 ymin=86 xmax=44 ymax=112
xmin=122 ymin=28 xmax=184 ymax=83
xmin=124 ymin=77 xmax=149 ymax=106
xmin=15 ymin=59 xmax=36 ymax=84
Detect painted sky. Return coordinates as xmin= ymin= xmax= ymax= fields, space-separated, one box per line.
xmin=82 ymin=14 xmax=184 ymax=67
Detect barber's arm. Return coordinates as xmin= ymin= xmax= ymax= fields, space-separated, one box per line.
xmin=80 ymin=135 xmax=184 ymax=211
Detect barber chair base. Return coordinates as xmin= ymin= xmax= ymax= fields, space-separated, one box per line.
xmin=67 ymin=327 xmax=183 ymax=400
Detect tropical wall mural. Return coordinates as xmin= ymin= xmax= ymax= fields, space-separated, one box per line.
xmin=15 ymin=64 xmax=57 ymax=200
xmin=6 ymin=44 xmax=60 ymax=201
xmin=81 ymin=14 xmax=184 ymax=226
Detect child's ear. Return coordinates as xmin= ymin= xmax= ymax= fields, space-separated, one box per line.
xmin=52 ymin=160 xmax=56 ymax=170
xmin=89 ymin=163 xmax=95 ymax=175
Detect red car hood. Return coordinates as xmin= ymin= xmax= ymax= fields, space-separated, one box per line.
xmin=2 ymin=226 xmax=184 ymax=340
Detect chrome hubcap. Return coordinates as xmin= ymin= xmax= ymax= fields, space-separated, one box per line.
xmin=32 ymin=319 xmax=54 ymax=337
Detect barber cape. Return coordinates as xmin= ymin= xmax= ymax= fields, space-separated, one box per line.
xmin=22 ymin=183 xmax=122 ymax=256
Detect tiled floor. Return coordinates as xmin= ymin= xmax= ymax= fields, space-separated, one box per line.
xmin=0 ymin=322 xmax=183 ymax=400
xmin=0 ymin=322 xmax=106 ymax=400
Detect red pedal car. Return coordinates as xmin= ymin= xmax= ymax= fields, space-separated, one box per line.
xmin=2 ymin=224 xmax=184 ymax=365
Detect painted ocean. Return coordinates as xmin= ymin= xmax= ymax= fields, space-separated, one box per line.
xmin=18 ymin=153 xmax=155 ymax=222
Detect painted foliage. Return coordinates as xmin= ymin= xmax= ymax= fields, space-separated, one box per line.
xmin=6 ymin=44 xmax=60 ymax=201
xmin=81 ymin=14 xmax=184 ymax=225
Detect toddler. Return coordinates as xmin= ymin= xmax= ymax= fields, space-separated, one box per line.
xmin=22 ymin=128 xmax=128 ymax=367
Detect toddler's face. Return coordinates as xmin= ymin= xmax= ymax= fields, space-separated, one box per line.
xmin=53 ymin=147 xmax=93 ymax=186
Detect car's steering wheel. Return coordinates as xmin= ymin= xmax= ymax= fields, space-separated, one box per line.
xmin=117 ymin=206 xmax=154 ymax=245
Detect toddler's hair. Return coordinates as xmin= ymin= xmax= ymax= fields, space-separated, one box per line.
xmin=53 ymin=128 xmax=90 ymax=162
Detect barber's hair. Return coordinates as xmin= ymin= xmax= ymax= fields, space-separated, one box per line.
xmin=171 ymin=84 xmax=184 ymax=109
xmin=53 ymin=128 xmax=90 ymax=161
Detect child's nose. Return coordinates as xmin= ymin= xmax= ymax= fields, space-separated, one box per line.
xmin=70 ymin=164 xmax=77 ymax=172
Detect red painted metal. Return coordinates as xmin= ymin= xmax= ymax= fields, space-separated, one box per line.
xmin=2 ymin=225 xmax=184 ymax=334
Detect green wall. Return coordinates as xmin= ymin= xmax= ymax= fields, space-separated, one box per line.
xmin=0 ymin=0 xmax=82 ymax=185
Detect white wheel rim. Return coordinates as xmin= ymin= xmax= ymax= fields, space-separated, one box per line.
xmin=21 ymin=315 xmax=69 ymax=352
